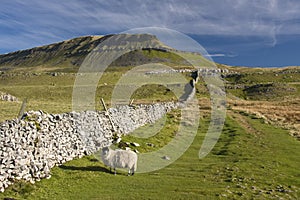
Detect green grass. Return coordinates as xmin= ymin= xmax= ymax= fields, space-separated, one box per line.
xmin=224 ymin=70 xmax=300 ymax=85
xmin=141 ymin=49 xmax=191 ymax=67
xmin=118 ymin=109 xmax=181 ymax=153
xmin=243 ymin=83 xmax=297 ymax=100
xmin=224 ymin=69 xmax=300 ymax=100
xmin=0 ymin=73 xmax=75 ymax=121
xmin=1 ymin=114 xmax=299 ymax=199
xmin=0 ymin=61 xmax=299 ymax=199
xmin=0 ymin=70 xmax=181 ymax=121
xmin=226 ymin=89 xmax=247 ymax=100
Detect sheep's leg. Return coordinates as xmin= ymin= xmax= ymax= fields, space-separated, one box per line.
xmin=128 ymin=168 xmax=134 ymax=176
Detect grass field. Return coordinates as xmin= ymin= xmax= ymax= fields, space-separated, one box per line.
xmin=0 ymin=63 xmax=299 ymax=199
xmin=0 ymin=112 xmax=299 ymax=199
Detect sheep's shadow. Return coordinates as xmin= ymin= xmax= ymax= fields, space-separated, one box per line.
xmin=59 ymin=165 xmax=111 ymax=173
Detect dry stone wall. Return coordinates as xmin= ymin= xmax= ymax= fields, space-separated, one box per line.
xmin=0 ymin=102 xmax=178 ymax=192
xmin=0 ymin=70 xmax=198 ymax=192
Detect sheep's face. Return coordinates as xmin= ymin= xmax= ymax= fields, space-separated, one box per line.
xmin=102 ymin=147 xmax=110 ymax=156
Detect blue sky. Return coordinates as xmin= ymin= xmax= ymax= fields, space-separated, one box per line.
xmin=1 ymin=0 xmax=300 ymax=67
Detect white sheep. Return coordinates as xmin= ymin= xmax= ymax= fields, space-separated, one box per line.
xmin=101 ymin=146 xmax=138 ymax=176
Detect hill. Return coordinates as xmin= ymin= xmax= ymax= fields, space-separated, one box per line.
xmin=0 ymin=34 xmax=191 ymax=72
xmin=0 ymin=35 xmax=110 ymax=72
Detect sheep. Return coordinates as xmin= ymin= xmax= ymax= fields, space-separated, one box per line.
xmin=101 ymin=146 xmax=138 ymax=176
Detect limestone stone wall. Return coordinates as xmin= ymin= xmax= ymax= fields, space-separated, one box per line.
xmin=0 ymin=102 xmax=178 ymax=192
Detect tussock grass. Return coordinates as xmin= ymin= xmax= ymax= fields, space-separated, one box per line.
xmin=228 ymin=98 xmax=300 ymax=139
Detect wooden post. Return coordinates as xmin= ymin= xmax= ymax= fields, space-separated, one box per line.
xmin=129 ymin=99 xmax=134 ymax=106
xmin=18 ymin=98 xmax=27 ymax=120
xmin=101 ymin=98 xmax=108 ymax=112
xmin=101 ymin=98 xmax=116 ymax=132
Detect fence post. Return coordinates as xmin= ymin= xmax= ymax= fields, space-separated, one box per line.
xmin=18 ymin=98 xmax=27 ymax=120
xmin=101 ymin=98 xmax=116 ymax=132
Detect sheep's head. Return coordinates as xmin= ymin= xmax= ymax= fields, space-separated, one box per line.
xmin=102 ymin=146 xmax=110 ymax=156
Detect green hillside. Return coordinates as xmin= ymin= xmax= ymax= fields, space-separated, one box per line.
xmin=0 ymin=34 xmax=192 ymax=73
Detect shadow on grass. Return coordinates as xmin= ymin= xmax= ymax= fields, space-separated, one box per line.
xmin=89 ymin=158 xmax=99 ymax=162
xmin=59 ymin=165 xmax=111 ymax=174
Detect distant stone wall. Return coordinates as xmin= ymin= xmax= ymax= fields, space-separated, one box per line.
xmin=0 ymin=102 xmax=178 ymax=192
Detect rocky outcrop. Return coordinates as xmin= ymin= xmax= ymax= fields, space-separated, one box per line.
xmin=0 ymin=102 xmax=178 ymax=192
xmin=0 ymin=92 xmax=18 ymax=102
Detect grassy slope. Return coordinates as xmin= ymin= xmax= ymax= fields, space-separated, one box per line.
xmin=224 ymin=66 xmax=300 ymax=138
xmin=0 ymin=68 xmax=179 ymax=121
xmin=225 ymin=67 xmax=300 ymax=100
xmin=0 ymin=112 xmax=299 ymax=199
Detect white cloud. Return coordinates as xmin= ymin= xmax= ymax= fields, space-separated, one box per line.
xmin=203 ymin=53 xmax=237 ymax=58
xmin=204 ymin=54 xmax=226 ymax=57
